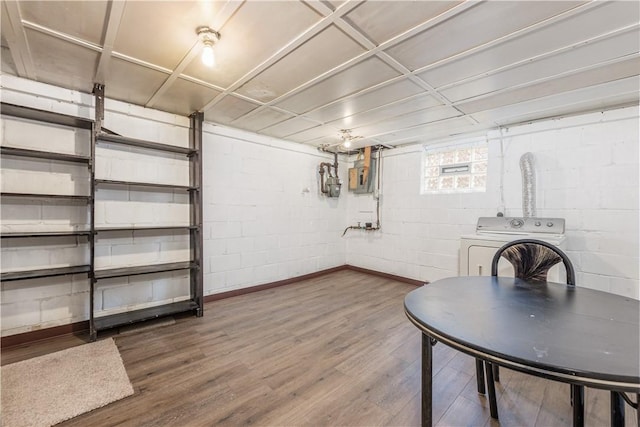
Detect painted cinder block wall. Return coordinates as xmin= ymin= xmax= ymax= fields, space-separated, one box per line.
xmin=1 ymin=76 xmax=638 ymax=337
xmin=201 ymin=125 xmax=347 ymax=296
xmin=346 ymin=106 xmax=639 ymax=299
xmin=0 ymin=76 xmax=347 ymax=336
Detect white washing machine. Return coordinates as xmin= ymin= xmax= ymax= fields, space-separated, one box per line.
xmin=460 ymin=217 xmax=567 ymax=282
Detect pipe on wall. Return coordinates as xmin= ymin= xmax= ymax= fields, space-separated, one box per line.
xmin=519 ymin=152 xmax=537 ymax=218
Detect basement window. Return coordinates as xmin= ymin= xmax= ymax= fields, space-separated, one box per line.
xmin=422 ymin=138 xmax=488 ymax=194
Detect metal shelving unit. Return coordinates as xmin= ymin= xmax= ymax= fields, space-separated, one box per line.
xmin=1 ymin=265 xmax=91 ymax=282
xmin=94 ymin=178 xmax=198 ymax=191
xmin=93 ymin=300 xmax=199 ymax=331
xmin=0 ymin=193 xmax=91 ymax=200
xmin=1 ymin=146 xmax=90 ymax=163
xmin=0 ymin=102 xmax=94 ymax=284
xmin=96 ymin=133 xmax=196 ymax=155
xmin=1 ymin=231 xmax=92 ymax=238
xmin=94 ymin=261 xmax=196 ymax=280
xmin=1 ymin=97 xmax=203 ymax=340
xmin=95 ymin=225 xmax=196 ymax=233
xmin=89 ymin=84 xmax=203 ymax=340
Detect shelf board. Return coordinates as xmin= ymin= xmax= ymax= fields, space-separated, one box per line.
xmin=1 ymin=265 xmax=91 ymax=281
xmin=95 ymin=225 xmax=196 ymax=233
xmin=0 ymin=192 xmax=91 ymax=201
xmin=94 ymin=261 xmax=196 ymax=280
xmin=1 ymin=103 xmax=93 ymax=129
xmin=1 ymin=230 xmax=91 ymax=238
xmin=93 ymin=300 xmax=199 ymax=332
xmin=94 ymin=179 xmax=197 ymax=191
xmin=0 ymin=146 xmax=91 ymax=163
xmin=97 ymin=133 xmax=195 ymax=155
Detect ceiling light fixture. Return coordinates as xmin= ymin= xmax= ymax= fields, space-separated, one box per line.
xmin=196 ymin=26 xmax=220 ymax=67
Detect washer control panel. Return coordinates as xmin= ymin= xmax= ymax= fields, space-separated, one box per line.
xmin=476 ymin=217 xmax=565 ymax=234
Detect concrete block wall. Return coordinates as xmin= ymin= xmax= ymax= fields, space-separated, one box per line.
xmin=201 ymin=125 xmax=347 ymax=295
xmin=2 ymin=74 xmax=638 ymax=337
xmin=1 ymin=79 xmax=95 ymax=335
xmin=89 ymin=94 xmax=194 ymax=317
xmin=346 ymin=106 xmax=639 ymax=299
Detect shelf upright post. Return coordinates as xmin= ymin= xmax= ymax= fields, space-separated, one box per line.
xmin=90 ymin=83 xmax=105 ymax=341
xmin=189 ymin=112 xmax=204 ymax=317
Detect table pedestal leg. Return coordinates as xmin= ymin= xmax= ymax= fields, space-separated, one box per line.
xmin=475 ymin=359 xmax=485 ymax=394
xmin=572 ymin=385 xmax=584 ymax=427
xmin=485 ymin=362 xmax=498 ymax=419
xmin=421 ymin=333 xmax=433 ymax=427
xmin=610 ymin=391 xmax=625 ymax=427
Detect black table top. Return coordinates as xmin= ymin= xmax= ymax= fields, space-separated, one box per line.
xmin=404 ymin=276 xmax=640 ymax=391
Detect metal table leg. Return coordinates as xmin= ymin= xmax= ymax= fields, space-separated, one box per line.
xmin=475 ymin=359 xmax=485 ymax=394
xmin=485 ymin=361 xmax=499 ymax=419
xmin=611 ymin=391 xmax=625 ymax=427
xmin=572 ymin=385 xmax=584 ymax=427
xmin=422 ymin=333 xmax=433 ymax=427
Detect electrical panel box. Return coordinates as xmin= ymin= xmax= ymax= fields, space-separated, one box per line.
xmin=349 ymin=158 xmax=376 ymax=193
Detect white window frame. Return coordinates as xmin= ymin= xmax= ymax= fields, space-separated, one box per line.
xmin=421 ymin=137 xmax=488 ymax=194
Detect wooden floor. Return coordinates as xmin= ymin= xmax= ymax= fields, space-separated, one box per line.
xmin=2 ymin=270 xmax=638 ymax=426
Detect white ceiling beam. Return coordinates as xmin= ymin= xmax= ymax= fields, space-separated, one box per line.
xmin=22 ymin=20 xmax=102 ymax=52
xmin=94 ymin=0 xmax=126 ymax=84
xmin=144 ymin=42 xmax=202 ymax=108
xmin=1 ymin=2 xmax=36 ymax=79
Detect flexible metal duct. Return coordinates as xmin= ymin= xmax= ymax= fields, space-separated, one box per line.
xmin=519 ymin=152 xmax=536 ymax=218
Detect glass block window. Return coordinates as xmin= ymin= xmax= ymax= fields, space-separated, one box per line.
xmin=422 ymin=138 xmax=488 ymax=194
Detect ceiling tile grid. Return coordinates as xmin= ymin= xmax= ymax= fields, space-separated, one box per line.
xmin=1 ymin=0 xmax=638 ymax=150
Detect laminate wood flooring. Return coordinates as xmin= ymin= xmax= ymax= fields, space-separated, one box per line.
xmin=2 ymin=270 xmax=637 ymax=426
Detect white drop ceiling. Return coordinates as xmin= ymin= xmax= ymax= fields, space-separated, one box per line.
xmin=1 ymin=1 xmax=638 ymax=150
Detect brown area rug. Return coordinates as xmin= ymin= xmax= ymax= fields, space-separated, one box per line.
xmin=1 ymin=338 xmax=134 ymax=427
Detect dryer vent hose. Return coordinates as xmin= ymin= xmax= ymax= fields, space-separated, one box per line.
xmin=520 ymin=152 xmax=536 ymax=218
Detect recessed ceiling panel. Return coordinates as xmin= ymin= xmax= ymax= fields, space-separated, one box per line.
xmin=114 ymin=1 xmax=225 ymax=70
xmin=470 ymin=77 xmax=640 ymax=126
xmin=25 ymin=29 xmax=98 ymax=93
xmin=373 ymin=116 xmax=475 ymax=145
xmin=260 ymin=116 xmax=320 ymax=138
xmin=385 ymin=1 xmax=583 ymax=71
xmin=286 ymin=124 xmax=344 ymax=143
xmin=353 ymin=106 xmax=461 ymax=137
xmin=236 ymin=25 xmax=366 ymax=102
xmin=203 ymin=96 xmax=260 ymax=125
xmin=457 ymin=57 xmax=640 ymax=114
xmin=304 ymin=78 xmax=424 ymax=123
xmin=3 ymin=1 xmax=639 ymax=148
xmin=275 ymin=57 xmax=401 ymax=113
xmin=231 ymin=108 xmax=294 ymax=132
xmin=442 ymin=31 xmax=640 ymax=103
xmin=152 ymin=78 xmax=222 ymax=116
xmin=182 ymin=1 xmax=321 ymax=89
xmin=105 ymin=58 xmax=168 ymax=107
xmin=327 ymin=93 xmax=442 ymax=129
xmin=344 ymin=1 xmax=462 ymax=45
xmin=19 ymin=1 xmax=108 ymax=45
xmin=419 ymin=1 xmax=640 ymax=88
